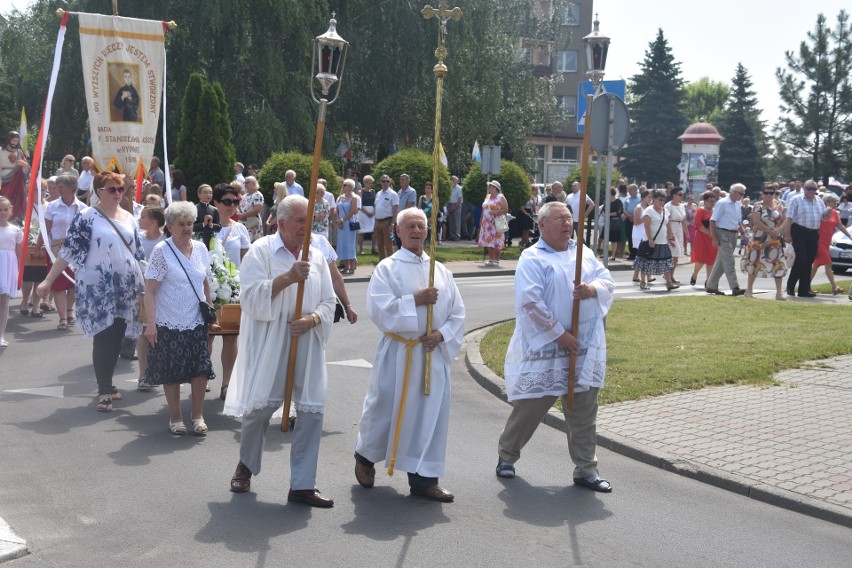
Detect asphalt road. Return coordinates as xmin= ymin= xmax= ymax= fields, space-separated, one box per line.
xmin=1 ymin=269 xmax=851 ymax=567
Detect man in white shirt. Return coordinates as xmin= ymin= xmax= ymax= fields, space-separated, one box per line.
xmin=564 ymin=181 xmax=595 ymax=237
xmin=76 ymin=157 xmax=95 ymax=204
xmin=447 ymin=175 xmax=463 ymax=241
xmin=373 ymin=175 xmax=399 ymax=260
xmin=234 ymin=162 xmax=246 ymax=193
xmin=783 ymin=179 xmax=826 ymax=297
xmin=706 ymin=183 xmax=748 ymax=296
xmin=285 ymin=170 xmax=304 ymax=197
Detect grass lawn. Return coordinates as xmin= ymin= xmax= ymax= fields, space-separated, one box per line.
xmin=480 ymin=296 xmax=852 ymax=406
xmin=354 ymin=245 xmax=520 ymax=265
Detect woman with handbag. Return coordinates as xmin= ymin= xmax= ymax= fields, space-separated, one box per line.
xmin=690 ymin=190 xmax=718 ymax=286
xmin=335 ymin=178 xmax=361 ymax=275
xmin=143 ymin=201 xmax=216 ymax=435
xmin=478 ymin=180 xmax=509 ymax=267
xmin=631 ymin=188 xmax=652 ymax=284
xmin=237 ymin=176 xmax=264 ymax=242
xmin=633 ymin=189 xmax=678 ymax=291
xmin=38 ymin=171 xmax=145 ymax=412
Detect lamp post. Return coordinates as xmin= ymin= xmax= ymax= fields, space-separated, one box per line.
xmin=281 ymin=15 xmax=348 ymax=432
xmin=567 ymin=14 xmax=609 ymax=409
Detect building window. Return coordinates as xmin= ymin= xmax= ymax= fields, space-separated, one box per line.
xmin=556 ymin=50 xmax=578 ymax=73
xmin=556 ymin=95 xmax=577 ymax=117
xmin=552 ymin=146 xmax=578 ymax=161
xmin=558 ymin=3 xmax=580 ymax=26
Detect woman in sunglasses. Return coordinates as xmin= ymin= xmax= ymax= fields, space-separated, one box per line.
xmin=38 ymin=171 xmax=145 ymax=412
xmin=209 ymin=184 xmax=250 ymax=400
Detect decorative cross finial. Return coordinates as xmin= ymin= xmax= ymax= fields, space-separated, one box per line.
xmin=422 ymin=2 xmax=463 ymax=75
xmin=331 ymin=11 xmax=336 ymax=19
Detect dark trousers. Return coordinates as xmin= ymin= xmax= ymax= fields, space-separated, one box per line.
xmin=355 ymin=452 xmax=438 ymax=489
xmin=92 ymin=318 xmax=127 ymax=396
xmin=625 ymin=220 xmax=636 ymax=258
xmin=786 ymin=223 xmax=819 ymax=295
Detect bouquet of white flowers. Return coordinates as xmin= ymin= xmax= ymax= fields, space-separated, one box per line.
xmin=204 ymin=236 xmax=241 ymax=309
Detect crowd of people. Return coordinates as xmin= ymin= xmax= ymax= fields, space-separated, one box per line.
xmin=4 ymin=137 xmax=850 ymax=510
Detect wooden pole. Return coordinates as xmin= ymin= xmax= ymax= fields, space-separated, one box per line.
xmin=281 ymin=99 xmax=326 ymax=431
xmin=567 ymin=93 xmax=594 ymax=410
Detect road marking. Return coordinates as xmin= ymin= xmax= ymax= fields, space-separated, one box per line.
xmin=327 ymin=358 xmax=373 ymax=369
xmin=4 ymin=386 xmax=65 ymax=398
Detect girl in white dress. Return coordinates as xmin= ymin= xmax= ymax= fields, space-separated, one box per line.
xmin=0 ymin=196 xmax=23 ymax=346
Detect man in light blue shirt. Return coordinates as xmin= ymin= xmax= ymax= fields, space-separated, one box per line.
xmin=284 ymin=170 xmax=304 ymax=197
xmin=397 ymin=174 xmax=417 ymax=210
xmin=624 ymin=183 xmax=641 ymax=259
xmin=448 ymin=175 xmax=464 ymax=241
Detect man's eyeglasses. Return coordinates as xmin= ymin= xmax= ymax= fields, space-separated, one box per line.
xmin=762 ymin=190 xmax=775 ymax=195
xmin=103 ymin=186 xmax=125 ymax=194
xmin=219 ymin=198 xmax=239 ymax=206
xmin=805 ymin=187 xmax=818 ymax=192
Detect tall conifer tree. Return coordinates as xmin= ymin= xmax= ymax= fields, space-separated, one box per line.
xmin=620 ymin=29 xmax=688 ymax=186
xmin=718 ymin=64 xmax=765 ymax=192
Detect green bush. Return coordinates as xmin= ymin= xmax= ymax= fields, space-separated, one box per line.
xmin=462 ymin=160 xmax=531 ymax=212
xmin=564 ymin=161 xmax=626 ymax=206
xmin=257 ymin=152 xmax=341 ymax=205
xmin=372 ymin=149 xmax=452 ymax=206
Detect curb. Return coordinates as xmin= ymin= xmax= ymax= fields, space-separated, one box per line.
xmin=463 ymin=324 xmax=852 ymax=529
xmin=0 ymin=517 xmax=28 ymax=563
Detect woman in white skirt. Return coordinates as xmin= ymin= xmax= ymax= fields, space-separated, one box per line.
xmin=356 ymin=174 xmax=376 ymax=254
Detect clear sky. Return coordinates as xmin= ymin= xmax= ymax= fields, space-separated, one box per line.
xmin=596 ymin=0 xmax=849 ymax=127
xmin=5 ymin=0 xmax=849 ymax=128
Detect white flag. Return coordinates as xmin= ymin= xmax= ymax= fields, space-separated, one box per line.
xmin=472 ymin=140 xmax=481 ymax=163
xmin=78 ymin=14 xmax=165 ymax=176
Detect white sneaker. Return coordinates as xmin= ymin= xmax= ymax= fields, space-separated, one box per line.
xmin=0 ymin=338 xmax=8 ymax=347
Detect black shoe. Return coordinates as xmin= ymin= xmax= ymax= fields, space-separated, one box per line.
xmin=705 ymin=288 xmax=725 ymax=296
xmin=731 ymin=287 xmax=746 ymax=296
xmin=574 ymin=476 xmax=613 ymax=493
xmin=689 ymin=276 xmax=696 ymax=286
xmin=798 ymin=292 xmax=817 ymax=298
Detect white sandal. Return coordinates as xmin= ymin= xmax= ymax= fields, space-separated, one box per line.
xmin=192 ymin=418 xmax=208 ymax=436
xmin=169 ymin=421 xmax=187 ymax=436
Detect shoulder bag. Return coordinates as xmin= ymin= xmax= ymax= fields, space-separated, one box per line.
xmin=165 ymin=240 xmax=218 ymax=326
xmin=94 ymin=206 xmax=144 ymax=279
xmin=637 ymin=209 xmax=665 ymax=258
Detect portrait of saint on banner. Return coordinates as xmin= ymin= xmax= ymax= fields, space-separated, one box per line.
xmin=109 ymin=63 xmax=142 ymax=124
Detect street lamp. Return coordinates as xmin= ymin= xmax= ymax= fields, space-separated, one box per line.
xmin=569 ymin=13 xmax=611 ymax=410
xmin=582 ymin=14 xmax=610 ymax=88
xmin=282 ymin=15 xmax=349 ymax=432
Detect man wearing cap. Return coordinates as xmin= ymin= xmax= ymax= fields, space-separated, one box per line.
xmin=705 ymin=183 xmax=748 ymax=296
xmin=373 ymin=175 xmax=399 ymax=260
xmin=783 ymin=179 xmax=825 ymax=297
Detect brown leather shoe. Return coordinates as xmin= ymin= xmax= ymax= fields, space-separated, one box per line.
xmin=410 ymin=485 xmax=454 ymax=503
xmin=230 ymin=462 xmax=252 ymax=493
xmin=288 ymin=488 xmax=334 ymax=508
xmin=355 ymin=460 xmax=375 ymax=488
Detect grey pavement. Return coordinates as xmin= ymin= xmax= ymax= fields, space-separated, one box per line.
xmin=3 ymin=244 xmax=852 ymax=564
xmin=464 ymin=257 xmax=852 ymax=529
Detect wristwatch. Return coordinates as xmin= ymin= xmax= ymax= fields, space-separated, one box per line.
xmin=311 ymin=312 xmax=320 ymax=327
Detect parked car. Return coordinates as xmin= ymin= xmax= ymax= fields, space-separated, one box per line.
xmin=829 ymin=229 xmax=852 ymax=273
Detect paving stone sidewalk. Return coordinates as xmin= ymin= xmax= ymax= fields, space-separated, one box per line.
xmin=466 ymin=330 xmax=852 ymax=528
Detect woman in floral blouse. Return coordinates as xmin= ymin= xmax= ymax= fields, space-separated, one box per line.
xmin=38 ymin=171 xmax=145 ymax=412
xmin=237 ymin=176 xmax=265 ymax=242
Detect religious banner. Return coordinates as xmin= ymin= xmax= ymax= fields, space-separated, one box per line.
xmin=78 ymin=13 xmax=165 ymax=177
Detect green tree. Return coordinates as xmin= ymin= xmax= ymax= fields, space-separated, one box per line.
xmin=683 ymin=77 xmax=729 ymax=124
xmin=462 ymin=161 xmax=530 ymax=213
xmin=776 ymin=10 xmax=852 ymax=183
xmin=174 ymin=75 xmax=235 ymax=193
xmin=717 ymin=64 xmax=765 ymax=192
xmin=373 ymin=149 xmax=452 ymax=206
xmin=564 ymin=161 xmax=625 ymax=207
xmin=620 ymin=29 xmax=689 ymax=186
xmin=257 ymin=151 xmax=339 ymax=204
